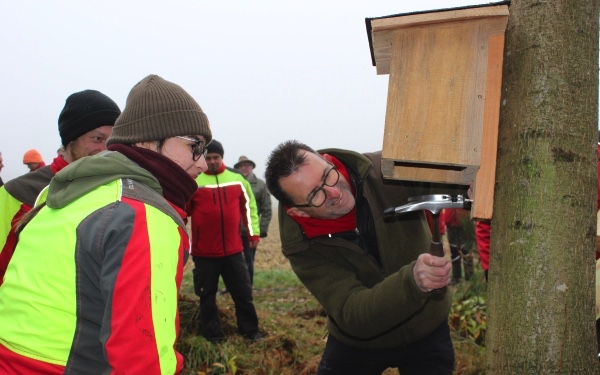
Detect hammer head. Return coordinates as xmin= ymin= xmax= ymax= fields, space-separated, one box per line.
xmin=384 ymin=194 xmax=472 ymax=216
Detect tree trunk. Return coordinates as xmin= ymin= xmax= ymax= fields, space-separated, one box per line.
xmin=486 ymin=0 xmax=599 ymax=373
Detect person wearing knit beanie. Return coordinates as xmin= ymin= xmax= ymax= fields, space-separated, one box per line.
xmin=58 ymin=90 xmax=121 ymax=147
xmin=0 ymin=75 xmax=213 ymax=372
xmin=206 ymin=139 xmax=224 ymax=158
xmin=106 ymin=74 xmax=212 ymax=147
xmin=58 ymin=89 xmax=121 ymax=163
xmin=0 ymin=89 xmax=118 ymax=292
xmin=22 ymin=149 xmax=46 ymax=172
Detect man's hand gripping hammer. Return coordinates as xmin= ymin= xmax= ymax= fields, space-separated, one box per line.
xmin=384 ymin=194 xmax=473 ymax=293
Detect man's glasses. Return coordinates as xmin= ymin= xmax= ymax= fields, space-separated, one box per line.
xmin=177 ymin=136 xmax=206 ymax=161
xmin=291 ymin=164 xmax=339 ymax=208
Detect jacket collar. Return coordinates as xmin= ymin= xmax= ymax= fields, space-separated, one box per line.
xmin=317 ymin=148 xmax=372 ymax=182
xmin=204 ymin=163 xmax=226 ymax=175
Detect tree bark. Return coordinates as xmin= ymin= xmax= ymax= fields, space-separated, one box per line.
xmin=486 ymin=0 xmax=599 ymax=373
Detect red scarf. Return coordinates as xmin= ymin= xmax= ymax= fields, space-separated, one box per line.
xmin=50 ymin=155 xmax=69 ymax=174
xmin=108 ymin=144 xmax=198 ymax=212
xmin=289 ymin=154 xmax=357 ymax=239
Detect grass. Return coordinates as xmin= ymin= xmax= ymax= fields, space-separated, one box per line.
xmin=177 ymin=264 xmax=488 ymax=375
xmin=177 ymin=268 xmax=326 ymax=375
xmin=177 ymin=212 xmax=488 ymax=374
xmin=449 ymin=267 xmax=488 ymax=375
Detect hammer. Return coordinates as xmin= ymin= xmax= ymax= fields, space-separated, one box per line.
xmin=384 ymin=194 xmax=472 ymax=291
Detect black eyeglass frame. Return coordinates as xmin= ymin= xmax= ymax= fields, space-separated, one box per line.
xmin=290 ymin=164 xmax=339 ymax=208
xmin=176 ymin=136 xmax=207 ymax=161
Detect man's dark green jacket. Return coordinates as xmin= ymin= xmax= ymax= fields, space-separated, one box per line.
xmin=279 ymin=149 xmax=467 ymax=349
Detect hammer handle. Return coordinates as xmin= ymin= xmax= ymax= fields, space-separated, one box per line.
xmin=430 ymin=213 xmax=444 ymax=257
xmin=430 ymin=213 xmax=447 ymax=294
xmin=430 ymin=240 xmax=444 ymax=258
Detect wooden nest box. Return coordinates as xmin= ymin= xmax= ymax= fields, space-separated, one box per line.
xmin=366 ymin=2 xmax=509 ymax=219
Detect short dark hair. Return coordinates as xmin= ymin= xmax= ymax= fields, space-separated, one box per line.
xmin=265 ymin=140 xmax=318 ymax=207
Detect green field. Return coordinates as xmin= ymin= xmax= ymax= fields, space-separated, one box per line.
xmin=176 ymin=264 xmax=487 ymax=375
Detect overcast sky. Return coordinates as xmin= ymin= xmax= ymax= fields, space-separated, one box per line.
xmin=1 ymin=0 xmax=488 ymax=182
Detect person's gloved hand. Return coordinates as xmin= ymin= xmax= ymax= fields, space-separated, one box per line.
xmin=260 ymin=231 xmax=268 ymax=238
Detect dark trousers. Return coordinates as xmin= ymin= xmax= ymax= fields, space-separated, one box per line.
xmin=317 ymin=323 xmax=454 ymax=375
xmin=192 ymin=253 xmax=259 ymax=340
xmin=241 ymin=234 xmax=256 ymax=285
xmin=596 ymin=319 xmax=600 ymax=355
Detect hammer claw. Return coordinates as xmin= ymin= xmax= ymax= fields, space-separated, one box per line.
xmin=385 ymin=194 xmax=472 ymax=216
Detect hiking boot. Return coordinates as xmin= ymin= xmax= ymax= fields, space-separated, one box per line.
xmin=205 ymin=336 xmax=224 ymax=344
xmin=243 ymin=332 xmax=262 ymax=341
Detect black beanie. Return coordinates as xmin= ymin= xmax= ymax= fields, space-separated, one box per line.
xmin=206 ymin=139 xmax=224 ymax=157
xmin=58 ymin=90 xmax=121 ymax=146
xmin=106 ymin=75 xmax=212 ymax=146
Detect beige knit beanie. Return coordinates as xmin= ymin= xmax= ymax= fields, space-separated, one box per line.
xmin=106 ymin=74 xmax=212 ymax=146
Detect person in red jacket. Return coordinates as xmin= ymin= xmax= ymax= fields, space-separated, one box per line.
xmin=187 ymin=139 xmax=261 ymax=343
xmin=475 ymin=220 xmax=491 ymax=281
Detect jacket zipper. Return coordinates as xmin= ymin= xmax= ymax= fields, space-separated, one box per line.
xmin=214 ymin=173 xmax=227 ymax=256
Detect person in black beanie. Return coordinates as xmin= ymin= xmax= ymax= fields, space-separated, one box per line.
xmin=205 ymin=139 xmax=224 ymax=157
xmin=58 ymin=89 xmax=121 ymax=162
xmin=0 ymin=88 xmax=120 ymax=287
